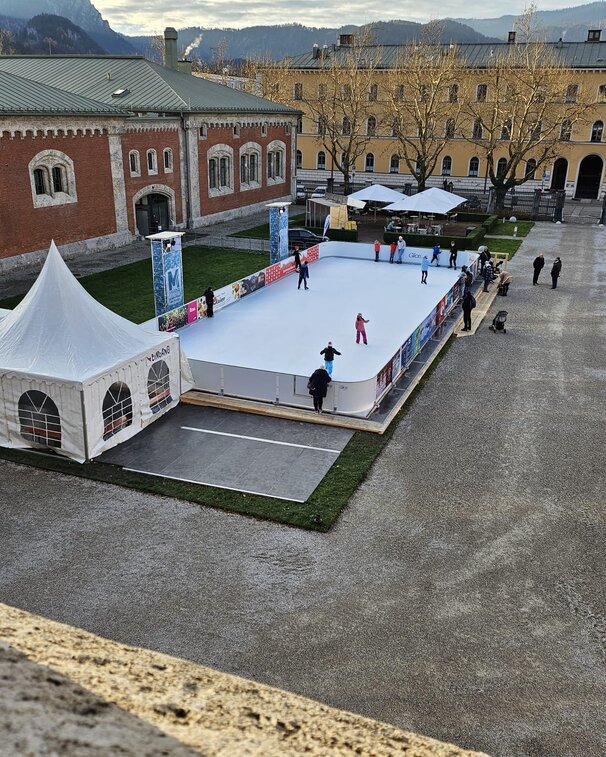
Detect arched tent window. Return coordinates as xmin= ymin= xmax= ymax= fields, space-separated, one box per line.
xmin=317 ymin=151 xmax=326 ymax=170
xmin=390 ymin=154 xmax=400 ymax=173
xmin=296 ymin=149 xmax=302 ymax=169
xmin=367 ymin=116 xmax=376 ymax=136
xmin=472 ymin=119 xmax=483 ymax=140
xmin=441 ymin=156 xmax=452 ymax=176
xmin=560 ymin=119 xmax=572 ymax=141
xmin=525 ymin=159 xmax=537 ymax=179
xmin=445 ymin=118 xmax=455 ymax=138
xmin=148 ymin=361 xmax=172 ymax=413
xmin=365 ymin=153 xmax=374 ymax=172
xmin=468 ymin=156 xmax=479 ymax=177
xmin=18 ymin=390 xmax=61 ymax=448
xmin=496 ymin=157 xmax=508 ymax=179
xmin=591 ymin=120 xmax=603 ymax=142
xmin=102 ymin=382 xmax=133 ymax=440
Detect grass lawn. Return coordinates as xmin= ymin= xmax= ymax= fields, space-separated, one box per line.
xmin=489 ymin=220 xmax=534 ymax=237
xmin=0 ymin=246 xmax=269 ymax=323
xmin=483 ymin=238 xmax=523 ymax=258
xmin=230 ymin=213 xmax=306 ymax=239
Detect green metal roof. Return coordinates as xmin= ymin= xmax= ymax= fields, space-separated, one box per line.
xmin=286 ymin=40 xmax=606 ymax=70
xmin=0 ymin=69 xmax=126 ymax=115
xmin=0 ymin=56 xmax=298 ymax=115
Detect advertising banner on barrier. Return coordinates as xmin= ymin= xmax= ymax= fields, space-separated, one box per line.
xmin=265 ymin=257 xmax=296 ymax=284
xmin=151 ymin=235 xmax=184 ymax=317
xmin=419 ymin=310 xmax=436 ymax=349
xmin=158 ymin=304 xmax=188 ymax=332
xmin=376 ymin=356 xmax=394 ymax=400
xmin=436 ymin=295 xmax=447 ymax=325
xmin=269 ymin=205 xmax=289 ymax=264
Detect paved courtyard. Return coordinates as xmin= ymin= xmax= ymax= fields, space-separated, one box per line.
xmin=1 ymin=222 xmax=606 ymax=756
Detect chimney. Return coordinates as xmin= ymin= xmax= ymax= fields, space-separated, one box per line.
xmin=508 ymin=31 xmax=516 ymax=43
xmin=312 ymin=43 xmax=320 ymax=59
xmin=164 ymin=27 xmax=178 ymax=70
xmin=339 ymin=33 xmax=354 ymax=47
xmin=178 ymin=60 xmax=192 ymax=75
xmin=587 ymin=29 xmax=601 ymax=42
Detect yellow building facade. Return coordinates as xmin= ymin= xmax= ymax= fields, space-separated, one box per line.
xmin=277 ymin=33 xmax=606 ymax=200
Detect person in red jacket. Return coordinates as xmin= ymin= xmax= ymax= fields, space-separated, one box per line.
xmin=355 ymin=313 xmax=369 ymax=344
xmin=374 ymin=239 xmax=381 ymax=262
xmin=389 ymin=240 xmax=397 ymax=263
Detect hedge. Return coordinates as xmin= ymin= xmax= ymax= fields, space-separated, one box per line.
xmin=327 ymin=228 xmax=358 ymax=242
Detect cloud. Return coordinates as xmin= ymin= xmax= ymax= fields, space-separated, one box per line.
xmin=93 ymin=0 xmax=572 ymax=36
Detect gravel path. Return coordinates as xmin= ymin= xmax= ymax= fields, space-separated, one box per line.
xmin=1 ymin=222 xmax=605 ymax=756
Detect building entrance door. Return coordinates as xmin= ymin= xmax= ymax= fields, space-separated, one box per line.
xmin=575 ymin=155 xmax=603 ymax=199
xmin=551 ymin=158 xmax=568 ymax=191
xmin=135 ymin=193 xmax=170 ymax=236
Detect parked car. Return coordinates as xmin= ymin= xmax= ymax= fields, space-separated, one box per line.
xmin=311 ymin=185 xmax=327 ymax=198
xmin=288 ymin=228 xmax=327 ymax=250
xmin=295 ymin=184 xmax=307 ymax=203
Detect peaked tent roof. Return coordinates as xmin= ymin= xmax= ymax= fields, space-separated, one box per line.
xmin=347 ymin=184 xmax=403 ymax=203
xmin=0 ymin=56 xmax=298 ymax=115
xmin=385 ymin=187 xmax=468 ymax=214
xmin=0 ymin=242 xmax=173 ymax=383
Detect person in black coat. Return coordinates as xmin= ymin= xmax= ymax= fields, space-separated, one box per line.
xmin=308 ymin=365 xmax=331 ymax=413
xmin=448 ymin=241 xmax=458 ymax=269
xmin=203 ymin=286 xmax=215 ymax=317
xmin=320 ymin=341 xmax=341 ymax=376
xmin=551 ymin=257 xmax=562 ymax=289
xmin=293 ymin=246 xmax=301 ymax=271
xmin=461 ymin=290 xmax=475 ymax=331
xmin=298 ymin=260 xmax=309 ymax=290
xmin=532 ymin=254 xmax=545 ymax=285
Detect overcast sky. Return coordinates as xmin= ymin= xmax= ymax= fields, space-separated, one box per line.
xmin=93 ymin=0 xmax=579 ymax=36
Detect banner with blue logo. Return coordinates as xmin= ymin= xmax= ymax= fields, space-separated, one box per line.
xmin=269 ymin=205 xmax=289 ymax=264
xmin=151 ymin=235 xmax=184 ymax=317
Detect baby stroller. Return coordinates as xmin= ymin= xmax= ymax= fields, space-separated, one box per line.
xmin=490 ymin=311 xmax=508 ymax=333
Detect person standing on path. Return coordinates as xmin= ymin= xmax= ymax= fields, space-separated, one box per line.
xmin=374 ymin=239 xmax=381 ymax=262
xmin=461 ymin=290 xmax=475 ymax=331
xmin=551 ymin=257 xmax=562 ymax=289
xmin=320 ymin=341 xmax=341 ymax=376
xmin=448 ymin=241 xmax=458 ymax=269
xmin=293 ymin=246 xmax=301 ymax=272
xmin=297 ymin=259 xmax=309 ymax=290
xmin=483 ymin=260 xmax=493 ymax=292
xmin=203 ymin=286 xmax=216 ymax=318
xmin=389 ymin=240 xmax=397 ymax=263
xmin=355 ymin=313 xmax=369 ymax=344
xmin=421 ymin=255 xmax=429 ymax=284
xmin=430 ymin=243 xmax=441 ymax=266
xmin=308 ymin=365 xmax=331 ymax=413
xmin=533 ymin=254 xmax=545 ymax=285
xmin=396 ymin=236 xmax=406 ymax=264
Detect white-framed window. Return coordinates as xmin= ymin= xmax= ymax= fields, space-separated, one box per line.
xmin=367 ymin=116 xmax=377 ymax=136
xmin=449 ymin=84 xmax=459 ymax=103
xmin=129 ymin=150 xmax=141 ymax=176
xmin=472 ymin=119 xmax=483 ymax=140
xmin=560 ymin=119 xmax=572 ymax=141
xmin=526 ymin=159 xmax=537 ymax=179
xmin=476 ymin=84 xmax=487 ymax=102
xmin=445 ymin=118 xmax=455 ymax=138
xmin=207 ymin=144 xmax=234 ymax=196
xmin=368 ymin=83 xmax=378 ymax=102
xmin=317 ymin=151 xmax=326 ymax=170
xmin=342 ymin=117 xmax=351 ymax=135
xmin=365 ymin=153 xmax=374 ymax=172
xmin=294 ymin=82 xmax=303 ymax=100
xmin=267 ymin=139 xmax=286 ymax=185
xmin=29 ymin=149 xmax=78 ymax=208
xmin=239 ymin=141 xmax=261 ymax=191
xmin=318 ymin=116 xmax=328 ymax=136
xmin=565 ymin=84 xmax=578 ymax=103
xmin=591 ymin=120 xmax=603 ymax=142
xmin=390 ymin=154 xmax=400 ymax=173
xmin=296 ymin=117 xmax=303 ymax=134
xmin=147 ymin=149 xmax=158 ymax=175
xmin=163 ymin=148 xmax=173 ymax=172
xmin=441 ymin=155 xmax=452 ymax=176
xmin=468 ymin=156 xmax=479 ymax=177
xmin=18 ymin=390 xmax=61 ymax=449
xmin=318 ymin=83 xmax=327 ymax=100
xmin=496 ymin=157 xmax=508 ymax=179
xmin=394 ymin=84 xmax=405 ymax=102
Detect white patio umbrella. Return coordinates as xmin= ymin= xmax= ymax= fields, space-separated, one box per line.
xmin=348 ymin=183 xmax=404 ymax=203
xmin=385 ymin=187 xmax=467 ymax=214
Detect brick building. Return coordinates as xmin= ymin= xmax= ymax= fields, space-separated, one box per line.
xmin=0 ymin=38 xmax=299 ymax=268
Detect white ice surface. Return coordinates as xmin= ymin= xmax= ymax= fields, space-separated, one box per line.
xmin=178 ymin=258 xmax=460 ymax=382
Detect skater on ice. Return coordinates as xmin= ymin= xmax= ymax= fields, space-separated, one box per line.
xmin=389 ymin=240 xmax=397 ymax=263
xmin=448 ymin=241 xmax=458 ymax=269
xmin=293 ymin=246 xmax=301 ymax=271
xmin=374 ymin=239 xmax=381 ymax=262
xmin=430 ymin=243 xmax=441 ymax=266
xmin=396 ymin=236 xmax=406 ymax=264
xmin=320 ymin=341 xmax=341 ymax=376
xmin=297 ymin=259 xmax=310 ymax=290
xmin=308 ymin=365 xmax=331 ymax=413
xmin=203 ymin=286 xmax=216 ymax=318
xmin=421 ymin=256 xmax=429 ymax=284
xmin=355 ymin=313 xmax=369 ymax=344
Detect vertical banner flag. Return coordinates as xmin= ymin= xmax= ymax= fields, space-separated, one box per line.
xmin=269 ymin=205 xmax=289 ymax=264
xmin=151 ymin=234 xmax=184 ymax=317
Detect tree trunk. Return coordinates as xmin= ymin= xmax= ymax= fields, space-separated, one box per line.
xmin=494 ymin=184 xmax=508 ymax=211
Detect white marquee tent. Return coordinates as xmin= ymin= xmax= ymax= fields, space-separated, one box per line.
xmin=347 ymin=184 xmax=404 ymax=204
xmin=0 ymin=242 xmax=191 ymax=462
xmin=385 ymin=187 xmax=468 ymax=214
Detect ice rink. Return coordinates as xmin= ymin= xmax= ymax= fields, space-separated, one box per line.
xmin=178 ymin=257 xmax=461 ymax=382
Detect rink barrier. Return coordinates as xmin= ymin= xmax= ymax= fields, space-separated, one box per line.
xmin=158 ymin=243 xmax=479 ymax=417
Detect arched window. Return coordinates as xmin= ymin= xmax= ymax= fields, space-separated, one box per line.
xmin=365 ymin=153 xmax=374 ymax=172
xmin=129 ymin=150 xmax=140 ymax=176
xmin=449 ymin=84 xmax=459 ymax=103
xmin=342 ymin=117 xmax=351 ymax=135
xmin=394 ymin=84 xmax=405 ymax=102
xmin=148 ymin=361 xmax=172 ymax=413
xmin=249 ymin=153 xmax=258 ymax=182
xmin=445 ymin=118 xmax=455 ymax=138
xmin=468 ymin=157 xmax=479 ymax=177
xmin=472 ymin=119 xmax=483 ymax=140
xmin=525 ymin=159 xmax=537 ymax=179
xmin=296 ymin=149 xmax=302 ymax=169
xmin=318 ymin=116 xmax=328 ymax=136
xmin=163 ymin=148 xmax=173 ymax=172
xmin=598 ymin=84 xmax=606 ymax=103
xmin=296 ymin=117 xmax=303 ymax=134
xmin=317 ymin=151 xmax=326 ymax=170
xmin=591 ymin=120 xmax=603 ymax=142
xmin=390 ymin=154 xmax=400 ymax=174
xmin=267 ymin=139 xmax=286 ymax=183
xmin=29 ymin=150 xmax=77 ymax=208
xmin=207 ymin=144 xmax=234 ymax=195
xmin=239 ymin=142 xmax=261 ymax=189
xmin=102 ymin=382 xmax=133 ymax=441
xmin=220 ymin=156 xmax=229 ymax=186
xmin=476 ymin=84 xmax=487 ymax=102
xmin=240 ymin=154 xmax=248 ymax=184
xmin=496 ymin=157 xmax=508 ymax=179
xmin=293 ymin=82 xmax=303 ymax=100
xmin=441 ymin=155 xmax=452 ymax=176
xmin=500 ymin=119 xmax=512 ymax=141
xmin=367 ymin=116 xmax=377 ymax=136
xmin=560 ymin=120 xmax=572 ymax=141
xmin=209 ymin=158 xmax=217 ymax=189
xmin=147 ymin=149 xmax=157 ymax=174
xmin=18 ymin=390 xmax=61 ymax=448
xmin=368 ymin=84 xmax=378 ymax=102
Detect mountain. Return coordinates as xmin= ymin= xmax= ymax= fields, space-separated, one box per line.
xmin=12 ymin=13 xmax=105 ymax=53
xmin=129 ymin=21 xmax=500 ymax=63
xmin=455 ymin=2 xmax=606 ymax=41
xmin=0 ymin=0 xmax=135 ymax=52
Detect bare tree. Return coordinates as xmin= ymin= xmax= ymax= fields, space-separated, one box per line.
xmin=243 ymin=54 xmax=294 ymax=100
xmin=0 ymin=29 xmax=14 ymax=55
xmin=384 ymin=24 xmax=465 ymax=191
xmin=461 ymin=6 xmax=593 ymax=209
